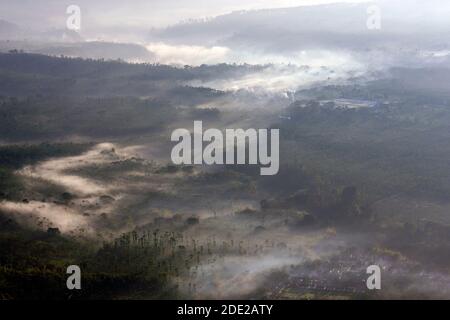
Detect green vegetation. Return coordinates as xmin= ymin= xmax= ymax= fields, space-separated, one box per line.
xmin=1 ymin=53 xmax=450 ymax=299
xmin=0 ymin=218 xmax=180 ymax=299
xmin=276 ymin=99 xmax=450 ymax=202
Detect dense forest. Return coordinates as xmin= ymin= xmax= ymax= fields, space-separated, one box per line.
xmin=1 ymin=52 xmax=450 ymax=299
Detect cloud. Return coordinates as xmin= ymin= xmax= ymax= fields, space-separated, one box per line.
xmin=188 ymin=50 xmax=366 ymax=92
xmin=146 ymin=42 xmax=231 ymax=65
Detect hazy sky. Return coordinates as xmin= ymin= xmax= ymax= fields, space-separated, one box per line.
xmin=2 ymin=0 xmax=449 ymax=69
xmin=0 ymin=0 xmax=370 ymax=29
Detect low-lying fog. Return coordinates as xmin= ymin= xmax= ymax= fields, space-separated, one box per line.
xmin=1 ymin=136 xmax=449 ymax=299
xmin=2 ymin=0 xmax=450 ymax=300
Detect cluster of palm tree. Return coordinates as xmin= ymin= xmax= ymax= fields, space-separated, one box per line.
xmin=91 ymin=227 xmax=292 ymax=296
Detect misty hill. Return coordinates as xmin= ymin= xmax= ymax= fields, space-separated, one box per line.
xmin=0 ymin=19 xmax=153 ymax=62
xmin=0 ymin=38 xmax=157 ymax=63
xmin=0 ymin=19 xmax=83 ymax=42
xmin=32 ymin=41 xmax=154 ymax=61
xmin=150 ymin=0 xmax=450 ymax=52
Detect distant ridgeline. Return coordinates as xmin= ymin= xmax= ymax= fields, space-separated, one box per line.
xmin=0 ymin=52 xmax=263 ymax=97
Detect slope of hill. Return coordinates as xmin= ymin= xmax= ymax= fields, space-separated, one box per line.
xmin=149 ymin=1 xmax=450 ymax=53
